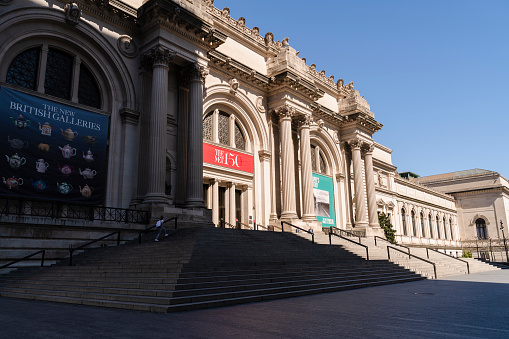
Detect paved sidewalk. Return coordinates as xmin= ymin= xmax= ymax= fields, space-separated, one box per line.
xmin=1 ymin=270 xmax=508 ymax=339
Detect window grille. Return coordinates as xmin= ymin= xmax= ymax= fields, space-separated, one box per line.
xmin=475 ymin=218 xmax=487 ymax=240
xmin=421 ymin=213 xmax=426 ymax=237
xmin=319 ymin=152 xmax=326 ymax=174
xmin=218 ymin=112 xmax=229 ymax=145
xmin=429 ymin=215 xmax=433 ymax=239
xmin=203 ymin=113 xmax=213 ymax=141
xmin=78 ymin=63 xmax=101 ymax=109
xmin=44 ymin=48 xmax=73 ymax=100
xmin=401 ymin=209 xmax=407 ymax=236
xmin=6 ymin=47 xmax=40 ymax=90
xmin=311 ymin=146 xmax=317 ymax=172
xmin=436 ymin=216 xmax=441 ymax=239
xmin=234 ymin=122 xmax=245 ymax=150
xmin=411 ymin=210 xmax=416 ymax=236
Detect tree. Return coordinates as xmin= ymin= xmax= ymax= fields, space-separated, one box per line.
xmin=378 ymin=212 xmax=396 ymax=244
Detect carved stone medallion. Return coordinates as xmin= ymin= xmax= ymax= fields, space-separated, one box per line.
xmin=256 ymin=96 xmax=265 ymax=113
xmin=118 ymin=35 xmax=138 ymax=58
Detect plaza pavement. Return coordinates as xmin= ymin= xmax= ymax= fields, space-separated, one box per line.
xmin=1 ymin=269 xmax=508 ymax=339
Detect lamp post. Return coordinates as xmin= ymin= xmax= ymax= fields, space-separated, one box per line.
xmin=500 ymin=221 xmax=509 ymax=263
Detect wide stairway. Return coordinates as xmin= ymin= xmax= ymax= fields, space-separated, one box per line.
xmin=0 ymin=227 xmax=425 ymax=312
xmin=314 ymin=233 xmax=502 ymax=278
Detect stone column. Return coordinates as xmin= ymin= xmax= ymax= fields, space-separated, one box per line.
xmin=297 ymin=115 xmax=316 ymax=222
xmin=343 ymin=146 xmax=354 ymax=228
xmin=348 ymin=138 xmax=368 ymax=228
xmin=186 ymin=63 xmax=208 ymax=208
xmin=143 ymin=45 xmax=175 ymax=204
xmin=37 ymin=45 xmax=49 ymax=93
xmin=212 ymin=179 xmax=219 ymax=226
xmin=119 ymin=108 xmax=140 ymax=207
xmin=363 ymin=143 xmax=379 ymax=228
xmin=269 ymin=121 xmax=278 ymax=223
xmin=71 ymin=56 xmax=81 ymax=103
xmin=229 ymin=182 xmax=236 ymax=226
xmin=276 ymin=105 xmax=298 ymax=220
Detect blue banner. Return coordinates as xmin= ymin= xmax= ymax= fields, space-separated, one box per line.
xmin=312 ymin=173 xmax=336 ymax=227
xmin=0 ymin=86 xmax=109 ymax=204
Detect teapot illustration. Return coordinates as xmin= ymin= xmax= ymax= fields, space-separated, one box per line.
xmin=79 ymin=167 xmax=97 ymax=179
xmin=59 ymin=164 xmax=74 ymax=176
xmin=5 ymin=153 xmax=26 ymax=169
xmin=31 ymin=179 xmax=47 ymax=192
xmin=59 ymin=144 xmax=76 ymax=159
xmin=83 ymin=149 xmax=94 ymax=162
xmin=7 ymin=136 xmax=28 ymax=150
xmin=10 ymin=114 xmax=31 ymax=129
xmin=61 ymin=127 xmax=78 ymax=141
xmin=83 ymin=135 xmax=96 ymax=146
xmin=39 ymin=122 xmax=54 ymax=136
xmin=38 ymin=143 xmax=50 ymax=152
xmin=36 ymin=159 xmax=49 ymax=173
xmin=79 ymin=184 xmax=94 ymax=197
xmin=57 ymin=182 xmax=73 ymax=194
xmin=3 ymin=177 xmax=23 ymax=189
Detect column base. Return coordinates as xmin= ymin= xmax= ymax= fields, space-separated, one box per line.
xmin=143 ymin=193 xmax=169 ymax=205
xmin=365 ymin=226 xmax=385 ymax=238
xmin=185 ymin=198 xmax=204 ymax=209
xmin=302 ymin=214 xmax=317 ymax=223
xmin=280 ymin=211 xmax=298 ymax=221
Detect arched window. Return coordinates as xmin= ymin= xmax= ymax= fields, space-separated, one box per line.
xmin=420 ymin=212 xmax=426 ymax=237
xmin=6 ymin=47 xmax=102 ymax=109
xmin=401 ymin=208 xmax=407 ymax=236
xmin=449 ymin=219 xmax=454 ymax=240
xmin=476 ymin=218 xmax=487 ymax=240
xmin=428 ymin=214 xmax=433 ymax=239
xmin=311 ymin=145 xmax=328 ymax=174
xmin=436 ymin=216 xmax=441 ymax=239
xmin=411 ymin=210 xmax=416 ymax=236
xmin=443 ymin=217 xmax=446 ymax=240
xmin=203 ymin=109 xmax=246 ymax=151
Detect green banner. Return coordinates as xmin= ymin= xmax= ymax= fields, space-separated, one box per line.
xmin=312 ymin=173 xmax=336 ymax=227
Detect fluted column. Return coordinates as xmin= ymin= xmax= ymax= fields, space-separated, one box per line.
xmin=186 ymin=63 xmax=208 ymax=208
xmin=212 ymin=179 xmax=219 ymax=226
xmin=230 ymin=182 xmax=236 ymax=226
xmin=276 ymin=105 xmax=298 ymax=220
xmin=363 ymin=143 xmax=379 ymax=228
xmin=297 ymin=115 xmax=316 ymax=222
xmin=348 ymin=138 xmax=368 ymax=227
xmin=143 ymin=45 xmax=175 ymax=204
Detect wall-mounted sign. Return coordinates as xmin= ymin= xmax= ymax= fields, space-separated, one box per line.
xmin=203 ymin=142 xmax=253 ymax=173
xmin=0 ymin=86 xmax=109 ymax=204
xmin=312 ymin=172 xmax=336 ymax=227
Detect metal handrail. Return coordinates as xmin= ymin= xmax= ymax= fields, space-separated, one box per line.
xmin=138 ymin=217 xmax=177 ymax=244
xmin=329 ymin=232 xmax=369 ymax=260
xmin=331 ymin=227 xmax=361 ymax=243
xmin=374 ymin=236 xmax=410 ymax=255
xmin=281 ymin=221 xmax=314 ymax=243
xmin=0 ymin=250 xmax=46 ymax=270
xmin=426 ymin=247 xmax=470 ymax=274
xmin=387 ymin=246 xmax=437 ymax=279
xmin=254 ymin=222 xmax=268 ymax=230
xmin=69 ymin=231 xmax=121 ymax=266
xmin=221 ymin=220 xmax=240 ymax=229
xmin=239 ymin=222 xmax=253 ymax=230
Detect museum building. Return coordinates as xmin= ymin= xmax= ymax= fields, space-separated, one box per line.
xmin=2 ymin=0 xmax=507 ymax=258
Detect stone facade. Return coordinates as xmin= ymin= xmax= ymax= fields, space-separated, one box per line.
xmin=2 ymin=0 xmax=501 ymax=255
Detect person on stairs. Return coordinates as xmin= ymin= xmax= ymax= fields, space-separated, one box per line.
xmin=155 ymin=216 xmax=169 ymax=242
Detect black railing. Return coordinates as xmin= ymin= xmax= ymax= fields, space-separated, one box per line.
xmin=374 ymin=236 xmax=410 ymax=256
xmin=0 ymin=196 xmax=150 ymax=224
xmin=281 ymin=221 xmax=314 ymax=243
xmin=387 ymin=246 xmax=437 ymax=279
xmin=329 ymin=231 xmax=369 ymax=260
xmin=69 ymin=231 xmax=121 ymax=266
xmin=331 ymin=227 xmax=361 ymax=243
xmin=138 ymin=217 xmax=177 ymax=244
xmin=0 ymin=250 xmax=46 ymax=270
xmin=239 ymin=222 xmax=253 ymax=230
xmin=253 ymin=222 xmax=268 ymax=231
xmin=426 ymin=247 xmax=470 ymax=274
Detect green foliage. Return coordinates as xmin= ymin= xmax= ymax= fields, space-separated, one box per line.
xmin=378 ymin=212 xmax=397 ymax=244
xmin=461 ymin=249 xmax=472 ymax=258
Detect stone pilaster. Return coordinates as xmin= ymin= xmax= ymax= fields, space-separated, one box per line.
xmin=276 ymin=105 xmax=298 ymax=220
xmin=143 ymin=45 xmax=175 ymax=204
xmin=211 ymin=178 xmax=219 ymax=226
xmin=119 ymin=108 xmax=140 ymax=207
xmin=185 ymin=63 xmax=208 ymax=208
xmin=230 ymin=182 xmax=236 ymax=226
xmin=348 ymin=138 xmax=368 ymax=228
xmin=362 ymin=143 xmax=380 ymax=229
xmin=296 ymin=115 xmax=316 ymax=222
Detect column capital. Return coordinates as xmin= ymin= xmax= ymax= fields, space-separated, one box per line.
xmin=274 ymin=104 xmax=296 ymax=121
xmin=188 ymin=63 xmax=209 ymax=83
xmin=362 ymin=142 xmax=375 ymax=154
xmin=141 ymin=45 xmax=176 ymax=69
xmin=346 ymin=137 xmax=363 ymax=150
xmin=258 ymin=149 xmax=271 ymax=162
xmin=295 ymin=114 xmax=313 ymax=129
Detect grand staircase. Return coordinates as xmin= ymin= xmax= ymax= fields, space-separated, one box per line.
xmin=0 ymin=227 xmax=425 ymax=312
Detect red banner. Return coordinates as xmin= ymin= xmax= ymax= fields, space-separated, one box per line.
xmin=203 ymin=143 xmax=253 ymax=173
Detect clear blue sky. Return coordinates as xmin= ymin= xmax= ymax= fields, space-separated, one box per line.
xmin=214 ymin=0 xmax=509 ymax=178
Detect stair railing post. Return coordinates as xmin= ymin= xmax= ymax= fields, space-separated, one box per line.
xmin=175 ymin=217 xmax=178 ymax=230
xmin=41 ymin=250 xmax=45 ymax=267
xmin=374 ymin=236 xmax=377 ymax=247
xmin=117 ymin=231 xmax=120 ymax=246
xmin=387 ymin=246 xmax=391 ymax=260
xmin=329 ymin=232 xmax=331 ymax=245
xmin=426 ymin=248 xmax=429 ymax=259
xmin=281 ymin=221 xmax=284 ymax=232
xmin=138 ymin=232 xmax=142 ymax=244
xmin=68 ymin=245 xmax=73 ymax=266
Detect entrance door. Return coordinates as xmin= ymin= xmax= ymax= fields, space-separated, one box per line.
xmin=219 ymin=186 xmax=226 ymax=225
xmin=235 ymin=189 xmax=242 ymax=225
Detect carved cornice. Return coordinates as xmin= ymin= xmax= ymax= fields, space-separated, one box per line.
xmin=120 ymin=108 xmax=140 ymax=126
xmin=65 ymin=0 xmax=138 ymax=32
xmin=341 ymin=112 xmax=383 ymax=134
xmin=311 ymin=102 xmax=344 ymax=125
xmin=270 ymin=71 xmax=324 ymax=101
xmin=208 ymin=50 xmax=270 ymax=87
xmin=138 ymin=0 xmax=226 ymax=50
